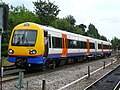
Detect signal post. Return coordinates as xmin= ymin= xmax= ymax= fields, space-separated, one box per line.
xmin=0 ymin=5 xmax=8 ymax=90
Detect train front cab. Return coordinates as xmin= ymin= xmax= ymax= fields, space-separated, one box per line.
xmin=8 ymin=22 xmax=46 ymax=69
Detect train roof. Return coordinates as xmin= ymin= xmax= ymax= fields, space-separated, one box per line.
xmin=40 ymin=24 xmax=84 ymax=37
xmin=39 ymin=24 xmax=111 ymax=44
xmin=14 ymin=22 xmax=111 ymax=45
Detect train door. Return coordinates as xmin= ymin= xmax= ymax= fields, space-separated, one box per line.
xmin=108 ymin=44 xmax=110 ymax=53
xmin=62 ymin=34 xmax=68 ymax=57
xmin=43 ymin=31 xmax=49 ymax=57
xmin=87 ymin=39 xmax=90 ymax=55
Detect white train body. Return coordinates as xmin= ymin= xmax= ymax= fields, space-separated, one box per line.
xmin=8 ymin=22 xmax=112 ymax=69
xmin=41 ymin=25 xmax=112 ymax=58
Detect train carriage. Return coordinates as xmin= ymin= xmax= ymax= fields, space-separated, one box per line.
xmin=8 ymin=22 xmax=112 ymax=70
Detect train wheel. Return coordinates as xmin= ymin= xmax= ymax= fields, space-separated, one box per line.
xmin=67 ymin=58 xmax=74 ymax=64
xmin=48 ymin=60 xmax=56 ymax=69
xmin=78 ymin=57 xmax=84 ymax=62
xmin=58 ymin=59 xmax=66 ymax=66
xmin=67 ymin=58 xmax=71 ymax=64
xmin=77 ymin=57 xmax=81 ymax=63
xmin=41 ymin=65 xmax=47 ymax=71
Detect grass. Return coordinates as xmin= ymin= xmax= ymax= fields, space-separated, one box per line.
xmin=2 ymin=57 xmax=14 ymax=66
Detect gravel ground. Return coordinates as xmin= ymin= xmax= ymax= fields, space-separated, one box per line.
xmin=2 ymin=57 xmax=119 ymax=90
xmin=65 ymin=61 xmax=120 ymax=90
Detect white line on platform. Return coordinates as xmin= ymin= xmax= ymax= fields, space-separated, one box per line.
xmin=113 ymin=81 xmax=120 ymax=90
xmin=58 ymin=58 xmax=117 ymax=90
xmin=84 ymin=62 xmax=120 ymax=90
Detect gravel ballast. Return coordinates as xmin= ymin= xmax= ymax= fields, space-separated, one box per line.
xmin=2 ymin=58 xmax=119 ymax=90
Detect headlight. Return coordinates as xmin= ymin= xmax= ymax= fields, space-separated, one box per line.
xmin=8 ymin=49 xmax=14 ymax=54
xmin=32 ymin=50 xmax=37 ymax=54
xmin=29 ymin=49 xmax=37 ymax=54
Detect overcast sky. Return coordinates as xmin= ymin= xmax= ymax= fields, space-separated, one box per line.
xmin=3 ymin=0 xmax=120 ymax=40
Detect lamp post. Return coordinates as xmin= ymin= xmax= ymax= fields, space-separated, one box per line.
xmin=116 ymin=44 xmax=119 ymax=60
xmin=0 ymin=6 xmax=4 ymax=90
xmin=0 ymin=26 xmax=3 ymax=90
xmin=0 ymin=5 xmax=8 ymax=90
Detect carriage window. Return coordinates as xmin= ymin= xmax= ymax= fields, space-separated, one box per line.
xmin=73 ymin=41 xmax=77 ymax=48
xmin=68 ymin=40 xmax=72 ymax=48
xmin=110 ymin=45 xmax=112 ymax=49
xmin=68 ymin=39 xmax=77 ymax=48
xmin=90 ymin=42 xmax=95 ymax=49
xmin=52 ymin=37 xmax=62 ymax=48
xmin=68 ymin=40 xmax=87 ymax=49
xmin=103 ymin=45 xmax=109 ymax=49
xmin=48 ymin=35 xmax=51 ymax=48
xmin=77 ymin=41 xmax=81 ymax=48
xmin=81 ymin=41 xmax=87 ymax=49
xmin=98 ymin=44 xmax=102 ymax=49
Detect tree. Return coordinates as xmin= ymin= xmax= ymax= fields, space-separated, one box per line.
xmin=73 ymin=25 xmax=85 ymax=35
xmin=9 ymin=5 xmax=38 ymax=29
xmin=111 ymin=37 xmax=120 ymax=50
xmin=65 ymin=15 xmax=76 ymax=26
xmin=87 ymin=23 xmax=100 ymax=39
xmin=51 ymin=18 xmax=72 ymax=31
xmin=33 ymin=0 xmax=60 ymax=25
xmin=84 ymin=32 xmax=88 ymax=36
xmin=100 ymin=35 xmax=107 ymax=41
xmin=0 ymin=0 xmax=6 ymax=5
xmin=51 ymin=18 xmax=85 ymax=35
xmin=1 ymin=4 xmax=38 ymax=57
xmin=74 ymin=24 xmax=86 ymax=35
xmin=78 ymin=24 xmax=87 ymax=32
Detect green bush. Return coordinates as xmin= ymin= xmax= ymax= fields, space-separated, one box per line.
xmin=2 ymin=43 xmax=8 ymax=57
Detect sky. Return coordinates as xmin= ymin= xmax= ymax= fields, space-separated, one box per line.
xmin=3 ymin=0 xmax=120 ymax=40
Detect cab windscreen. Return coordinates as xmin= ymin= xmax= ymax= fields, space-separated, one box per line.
xmin=12 ymin=30 xmax=37 ymax=46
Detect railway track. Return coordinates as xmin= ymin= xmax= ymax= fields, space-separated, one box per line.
xmin=3 ymin=65 xmax=16 ymax=71
xmin=3 ymin=68 xmax=25 ymax=76
xmin=2 ymin=65 xmax=25 ymax=82
xmin=84 ymin=64 xmax=120 ymax=90
xmin=3 ymin=65 xmax=25 ymax=76
xmin=2 ymin=57 xmax=117 ymax=83
xmin=2 ymin=57 xmax=119 ymax=90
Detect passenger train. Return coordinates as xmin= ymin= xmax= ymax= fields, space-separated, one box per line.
xmin=8 ymin=22 xmax=112 ymax=70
